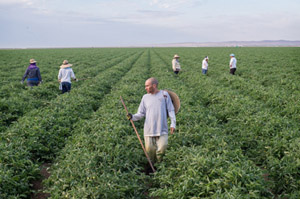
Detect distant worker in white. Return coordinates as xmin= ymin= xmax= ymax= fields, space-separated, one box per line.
xmin=229 ymin=54 xmax=237 ymax=75
xmin=58 ymin=60 xmax=77 ymax=94
xmin=202 ymin=56 xmax=209 ymax=75
xmin=172 ymin=54 xmax=181 ymax=74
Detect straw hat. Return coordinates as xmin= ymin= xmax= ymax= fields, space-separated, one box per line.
xmin=173 ymin=54 xmax=180 ymax=59
xmin=164 ymin=89 xmax=180 ymax=114
xmin=30 ymin=59 xmax=37 ymax=63
xmin=60 ymin=60 xmax=73 ymax=68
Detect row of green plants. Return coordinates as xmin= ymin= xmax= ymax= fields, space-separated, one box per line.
xmin=1 ymin=47 xmax=299 ymax=198
xmin=151 ymin=47 xmax=300 ymax=197
xmin=0 ymin=48 xmax=138 ymax=132
xmin=0 ymin=49 xmax=144 ymax=198
xmin=146 ymin=49 xmax=273 ymax=198
xmin=43 ymin=47 xmax=290 ymax=198
xmin=44 ymin=49 xmax=152 ymax=198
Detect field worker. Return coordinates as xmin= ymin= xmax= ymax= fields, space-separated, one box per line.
xmin=21 ymin=59 xmax=42 ymax=86
xmin=127 ymin=77 xmax=176 ymax=164
xmin=202 ymin=56 xmax=209 ymax=75
xmin=172 ymin=54 xmax=181 ymax=74
xmin=58 ymin=60 xmax=77 ymax=94
xmin=229 ymin=54 xmax=237 ymax=75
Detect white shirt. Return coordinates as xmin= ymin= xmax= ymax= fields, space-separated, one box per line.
xmin=58 ymin=67 xmax=76 ymax=83
xmin=230 ymin=57 xmax=237 ymax=68
xmin=202 ymin=59 xmax=208 ymax=70
xmin=132 ymin=90 xmax=176 ymax=136
xmin=172 ymin=59 xmax=181 ymax=71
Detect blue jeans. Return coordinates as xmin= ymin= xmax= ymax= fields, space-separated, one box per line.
xmin=61 ymin=82 xmax=71 ymax=94
xmin=202 ymin=69 xmax=208 ymax=74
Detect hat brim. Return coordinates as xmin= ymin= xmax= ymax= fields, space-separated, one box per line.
xmin=60 ymin=64 xmax=73 ymax=69
xmin=165 ymin=89 xmax=180 ymax=114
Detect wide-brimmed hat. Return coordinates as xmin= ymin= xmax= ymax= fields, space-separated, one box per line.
xmin=164 ymin=89 xmax=180 ymax=114
xmin=60 ymin=60 xmax=73 ymax=68
xmin=173 ymin=54 xmax=180 ymax=59
xmin=30 ymin=59 xmax=37 ymax=63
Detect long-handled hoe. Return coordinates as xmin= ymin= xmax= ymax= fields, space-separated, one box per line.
xmin=120 ymin=96 xmax=156 ymax=173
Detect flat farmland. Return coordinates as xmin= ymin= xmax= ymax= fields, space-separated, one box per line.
xmin=0 ymin=47 xmax=299 ymax=198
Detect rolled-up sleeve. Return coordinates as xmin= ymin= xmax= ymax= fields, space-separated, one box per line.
xmin=166 ymin=94 xmax=176 ymax=129
xmin=168 ymin=110 xmax=176 ymax=129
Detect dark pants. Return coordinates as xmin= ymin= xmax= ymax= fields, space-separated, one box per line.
xmin=230 ymin=68 xmax=236 ymax=75
xmin=174 ymin=71 xmax=179 ymax=74
xmin=61 ymin=82 xmax=71 ymax=94
xmin=27 ymin=81 xmax=39 ymax=86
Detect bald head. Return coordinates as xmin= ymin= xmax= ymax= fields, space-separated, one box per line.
xmin=146 ymin=77 xmax=158 ymax=86
xmin=145 ymin=77 xmax=159 ymax=94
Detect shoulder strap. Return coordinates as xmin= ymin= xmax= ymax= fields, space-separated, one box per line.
xmin=163 ymin=90 xmax=169 ymax=117
xmin=163 ymin=90 xmax=168 ymax=98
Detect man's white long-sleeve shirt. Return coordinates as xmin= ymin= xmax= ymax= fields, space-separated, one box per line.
xmin=202 ymin=59 xmax=208 ymax=70
xmin=172 ymin=59 xmax=181 ymax=71
xmin=58 ymin=67 xmax=76 ymax=83
xmin=132 ymin=90 xmax=176 ymax=137
xmin=230 ymin=57 xmax=237 ymax=68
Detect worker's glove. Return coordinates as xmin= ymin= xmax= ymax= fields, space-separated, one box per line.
xmin=127 ymin=113 xmax=133 ymax=120
xmin=75 ymin=78 xmax=78 ymax=82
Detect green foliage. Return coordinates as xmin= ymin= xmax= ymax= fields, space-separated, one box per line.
xmin=1 ymin=47 xmax=300 ymax=198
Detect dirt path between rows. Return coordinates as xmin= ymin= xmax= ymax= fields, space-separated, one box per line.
xmin=31 ymin=163 xmax=51 ymax=199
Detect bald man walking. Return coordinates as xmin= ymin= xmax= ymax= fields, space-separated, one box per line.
xmin=127 ymin=77 xmax=176 ymax=164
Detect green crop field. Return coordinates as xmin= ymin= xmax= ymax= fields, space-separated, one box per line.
xmin=0 ymin=47 xmax=300 ymax=198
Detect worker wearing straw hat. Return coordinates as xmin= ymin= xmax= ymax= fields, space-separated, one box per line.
xmin=172 ymin=54 xmax=181 ymax=74
xmin=21 ymin=59 xmax=42 ymax=86
xmin=58 ymin=60 xmax=77 ymax=94
xmin=127 ymin=77 xmax=179 ymax=164
xmin=229 ymin=54 xmax=237 ymax=75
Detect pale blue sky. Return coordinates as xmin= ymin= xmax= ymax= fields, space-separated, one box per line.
xmin=0 ymin=0 xmax=299 ymax=48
